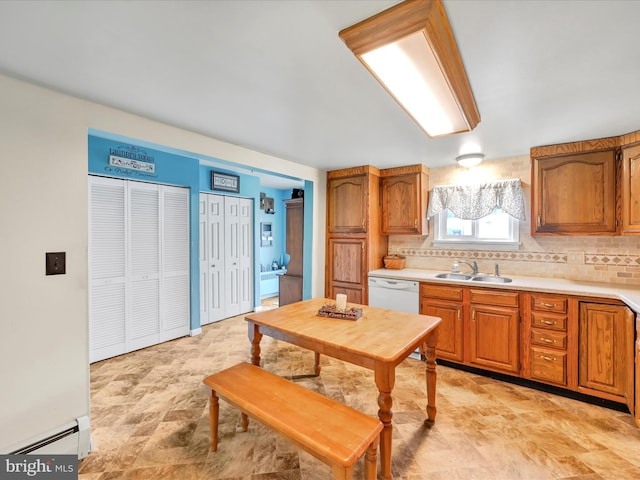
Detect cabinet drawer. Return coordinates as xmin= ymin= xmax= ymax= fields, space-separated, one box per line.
xmin=531 ymin=312 xmax=567 ymax=331
xmin=531 ymin=295 xmax=567 ymax=313
xmin=531 ymin=347 xmax=567 ymax=386
xmin=420 ymin=283 xmax=463 ymax=301
xmin=470 ymin=289 xmax=519 ymax=307
xmin=531 ymin=328 xmax=567 ymax=350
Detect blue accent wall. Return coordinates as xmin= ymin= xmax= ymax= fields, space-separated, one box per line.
xmin=88 ymin=134 xmax=202 ymax=331
xmin=88 ymin=130 xmax=314 ymax=331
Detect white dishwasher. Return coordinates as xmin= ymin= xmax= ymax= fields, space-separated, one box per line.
xmin=368 ymin=276 xmax=421 ymax=359
xmin=367 ymin=276 xmax=419 ymax=313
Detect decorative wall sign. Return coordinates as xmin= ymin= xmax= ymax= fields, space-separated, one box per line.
xmin=109 ymin=155 xmax=156 ymax=173
xmin=211 ymin=171 xmax=240 ymax=193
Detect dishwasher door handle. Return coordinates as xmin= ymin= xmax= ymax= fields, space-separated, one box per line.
xmin=370 ymin=278 xmax=417 ymax=290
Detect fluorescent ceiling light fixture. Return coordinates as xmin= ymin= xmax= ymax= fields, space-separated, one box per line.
xmin=456 ymin=153 xmax=484 ymax=168
xmin=339 ymin=0 xmax=480 ymax=137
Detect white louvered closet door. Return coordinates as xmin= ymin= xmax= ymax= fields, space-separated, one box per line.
xmin=89 ymin=176 xmax=190 ymax=362
xmin=89 ymin=177 xmax=126 ymax=362
xmin=127 ymin=182 xmax=160 ymax=352
xmin=161 ymin=186 xmax=190 ymax=340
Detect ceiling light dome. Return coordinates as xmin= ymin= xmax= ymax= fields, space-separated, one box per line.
xmin=456 ymin=153 xmax=484 ymax=168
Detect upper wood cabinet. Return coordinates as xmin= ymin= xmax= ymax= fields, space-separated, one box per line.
xmin=621 ymin=143 xmax=640 ymax=234
xmin=327 ymin=174 xmax=368 ymax=234
xmin=531 ymin=129 xmax=640 ymax=236
xmin=531 ymin=148 xmax=617 ymax=235
xmin=380 ymin=164 xmax=429 ymax=235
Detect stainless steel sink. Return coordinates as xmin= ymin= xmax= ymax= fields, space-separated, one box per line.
xmin=471 ymin=275 xmax=513 ymax=283
xmin=435 ymin=273 xmax=473 ymax=280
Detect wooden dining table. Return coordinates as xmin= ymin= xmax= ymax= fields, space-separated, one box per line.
xmin=245 ymin=297 xmax=441 ymax=480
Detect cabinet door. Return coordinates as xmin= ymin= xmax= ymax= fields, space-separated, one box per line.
xmin=327 ymin=176 xmax=367 ymax=234
xmin=579 ymin=303 xmax=634 ymax=411
xmin=326 ymin=237 xmax=366 ymax=304
xmin=532 ymin=150 xmax=617 ymax=234
xmin=469 ymin=304 xmax=520 ymax=373
xmin=279 ymin=274 xmax=303 ymax=307
xmin=284 ymin=199 xmax=304 ymax=276
xmin=636 ymin=327 xmax=640 ymax=427
xmin=421 ymin=298 xmax=463 ymax=362
xmin=621 ymin=144 xmax=640 ymax=234
xmin=381 ymin=173 xmax=422 ymax=235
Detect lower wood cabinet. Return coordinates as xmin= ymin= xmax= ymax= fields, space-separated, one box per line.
xmin=469 ymin=289 xmax=520 ymax=374
xmin=527 ymin=293 xmax=572 ymax=388
xmin=470 ymin=303 xmax=520 ymax=374
xmin=578 ymin=302 xmax=634 ymax=413
xmin=420 ymin=284 xmax=464 ymax=362
xmin=326 ymin=237 xmax=366 ymax=304
xmin=420 ymin=282 xmax=637 ymax=424
xmin=279 ymin=274 xmax=302 ymax=307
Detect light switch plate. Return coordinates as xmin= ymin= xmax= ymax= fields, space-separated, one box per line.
xmin=46 ymin=252 xmax=66 ymax=275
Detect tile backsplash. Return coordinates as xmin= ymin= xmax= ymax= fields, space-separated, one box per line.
xmin=387 ymin=155 xmax=640 ymax=286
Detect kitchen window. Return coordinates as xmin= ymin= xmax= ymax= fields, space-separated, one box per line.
xmin=434 ymin=207 xmax=519 ymax=248
xmin=428 ymin=179 xmax=525 ymax=249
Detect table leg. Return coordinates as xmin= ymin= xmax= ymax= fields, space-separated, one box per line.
xmin=375 ymin=365 xmax=395 ymax=480
xmin=425 ymin=331 xmax=438 ymax=422
xmin=248 ymin=322 xmax=263 ymax=366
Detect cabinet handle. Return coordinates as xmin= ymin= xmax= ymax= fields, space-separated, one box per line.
xmin=472 ymin=310 xmax=475 ymax=321
xmin=457 ymin=308 xmax=460 ymax=321
xmin=541 ymin=319 xmax=556 ymax=326
xmin=362 ymin=219 xmax=365 ymax=230
xmin=542 ymin=337 xmax=555 ymax=344
xmin=540 ymin=355 xmax=555 ymax=362
xmin=414 ymin=218 xmax=418 ymax=228
xmin=541 ymin=302 xmax=556 ymax=308
xmin=537 ymin=215 xmax=541 ymax=227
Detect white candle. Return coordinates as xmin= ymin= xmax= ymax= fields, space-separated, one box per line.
xmin=336 ymin=294 xmax=347 ymax=310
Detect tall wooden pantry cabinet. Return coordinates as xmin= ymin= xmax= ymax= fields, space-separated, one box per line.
xmin=325 ymin=166 xmax=387 ymax=305
xmin=279 ymin=198 xmax=304 ymax=306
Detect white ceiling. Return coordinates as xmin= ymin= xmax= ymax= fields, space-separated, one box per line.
xmin=1 ymin=0 xmax=639 ymax=178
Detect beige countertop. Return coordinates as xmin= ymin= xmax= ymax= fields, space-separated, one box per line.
xmin=368 ymin=268 xmax=640 ymax=314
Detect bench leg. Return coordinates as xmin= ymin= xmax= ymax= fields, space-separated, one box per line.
xmin=314 ymin=352 xmax=321 ymax=375
xmin=240 ymin=412 xmax=249 ymax=432
xmin=331 ymin=464 xmax=354 ymax=480
xmin=209 ymin=390 xmax=219 ymax=452
xmin=365 ymin=435 xmax=379 ymax=480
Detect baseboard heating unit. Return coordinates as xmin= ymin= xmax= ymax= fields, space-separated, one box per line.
xmin=8 ymin=416 xmax=90 ymax=458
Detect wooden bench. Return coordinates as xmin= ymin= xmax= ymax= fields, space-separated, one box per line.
xmin=203 ymin=362 xmax=383 ymax=480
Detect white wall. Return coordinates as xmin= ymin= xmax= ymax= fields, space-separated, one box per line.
xmin=0 ymin=73 xmax=326 ymax=451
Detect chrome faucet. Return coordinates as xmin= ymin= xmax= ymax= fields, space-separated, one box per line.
xmin=495 ymin=263 xmax=500 ymax=277
xmin=458 ymin=260 xmax=478 ymax=275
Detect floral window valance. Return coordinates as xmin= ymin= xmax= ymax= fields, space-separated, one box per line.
xmin=427 ymin=178 xmax=526 ymax=221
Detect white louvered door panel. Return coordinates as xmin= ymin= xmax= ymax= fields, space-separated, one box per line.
xmin=238 ymin=198 xmax=253 ymax=314
xmin=89 ymin=176 xmax=126 ymax=362
xmin=161 ymin=185 xmax=190 ymax=339
xmin=127 ymin=182 xmax=161 ymax=352
xmin=224 ymin=196 xmax=241 ymax=317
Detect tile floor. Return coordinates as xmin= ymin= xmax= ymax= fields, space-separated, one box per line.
xmin=79 ymin=299 xmax=640 ymax=479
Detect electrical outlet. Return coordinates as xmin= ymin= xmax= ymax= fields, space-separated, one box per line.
xmin=46 ymin=252 xmax=66 ymax=275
